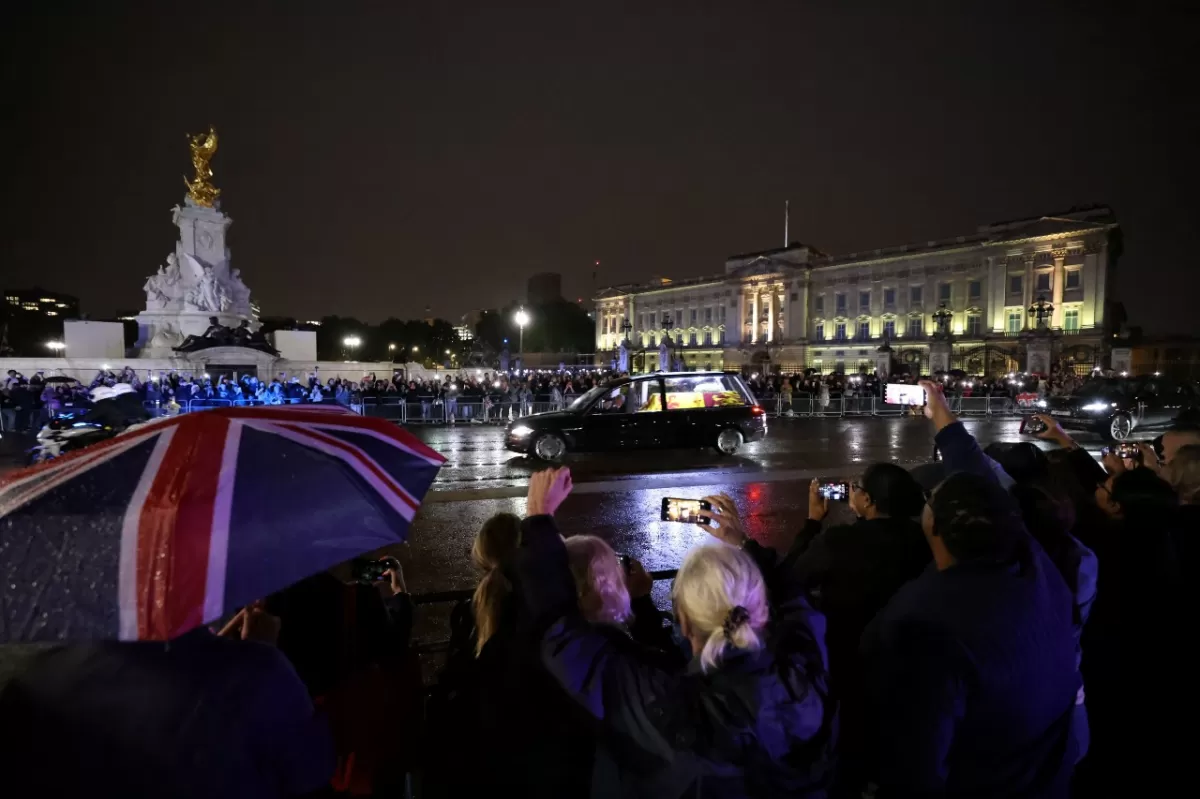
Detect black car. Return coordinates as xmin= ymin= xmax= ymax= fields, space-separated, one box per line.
xmin=1045 ymin=376 xmax=1199 ymax=440
xmin=505 ymin=371 xmax=767 ymax=461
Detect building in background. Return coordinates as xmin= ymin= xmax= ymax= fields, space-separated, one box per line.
xmin=3 ymin=287 xmax=80 ymax=319
xmin=1130 ymin=335 xmax=1200 ymax=381
xmin=594 ymin=207 xmax=1120 ymax=376
xmin=527 ymin=272 xmax=563 ymax=306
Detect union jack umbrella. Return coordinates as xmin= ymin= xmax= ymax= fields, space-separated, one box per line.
xmin=0 ymin=405 xmax=445 ymax=643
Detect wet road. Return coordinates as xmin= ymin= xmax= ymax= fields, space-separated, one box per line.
xmin=399 ymin=416 xmax=1123 ymax=599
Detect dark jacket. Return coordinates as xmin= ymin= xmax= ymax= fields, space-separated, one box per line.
xmin=515 ymin=514 xmax=835 ymax=799
xmin=0 ymin=628 xmax=333 ymax=799
xmin=781 ymin=515 xmax=929 ymax=789
xmin=859 ymin=421 xmax=1081 ymax=798
xmin=78 ymin=394 xmax=150 ymax=429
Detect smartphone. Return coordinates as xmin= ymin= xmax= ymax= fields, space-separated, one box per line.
xmin=885 ymin=383 xmax=926 ymax=406
xmin=818 ymin=480 xmax=850 ymax=501
xmin=932 ymin=446 xmax=943 ymax=463
xmin=351 ymin=556 xmax=399 ymax=583
xmin=1019 ymin=416 xmax=1047 ymax=435
xmin=661 ymin=497 xmax=712 ymax=523
xmin=1101 ymin=443 xmax=1142 ymax=467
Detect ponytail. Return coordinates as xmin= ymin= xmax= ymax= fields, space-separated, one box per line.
xmin=469 ymin=512 xmax=522 ymax=656
xmin=673 ymin=545 xmax=769 ymax=674
xmin=472 ymin=567 xmax=511 ymax=656
xmin=697 ymin=605 xmax=764 ymax=672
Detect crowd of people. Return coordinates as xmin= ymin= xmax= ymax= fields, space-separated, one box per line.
xmin=1 ymin=375 xmax=1195 ymax=797
xmin=2 ymin=362 xmax=1137 ymax=434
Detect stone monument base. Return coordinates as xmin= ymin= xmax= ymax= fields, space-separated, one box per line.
xmin=136 ymin=310 xmax=251 ymax=357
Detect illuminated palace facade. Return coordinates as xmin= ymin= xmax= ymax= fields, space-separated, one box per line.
xmin=594 ymin=207 xmax=1119 ymax=376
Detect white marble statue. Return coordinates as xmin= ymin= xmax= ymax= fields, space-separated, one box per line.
xmin=148 ymin=321 xmax=179 ymax=349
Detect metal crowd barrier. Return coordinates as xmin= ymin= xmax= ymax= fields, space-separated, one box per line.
xmin=763 ymin=394 xmax=1036 ymax=419
xmin=358 ymin=397 xmax=568 ymax=425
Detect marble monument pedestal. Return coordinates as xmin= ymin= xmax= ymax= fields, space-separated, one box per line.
xmin=136 ymin=311 xmax=251 ymax=358
xmin=134 ymin=196 xmax=256 ymax=357
xmin=928 ymin=338 xmax=952 ymax=375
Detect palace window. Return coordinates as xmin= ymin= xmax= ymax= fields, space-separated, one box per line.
xmin=968 ymin=280 xmax=982 ymax=301
xmin=704 ymin=331 xmax=712 ymax=345
xmin=1007 ymin=310 xmax=1022 ymax=333
xmin=1065 ymin=269 xmax=1081 ymax=290
xmin=705 ymin=307 xmax=712 ymax=324
xmin=883 ymin=287 xmax=896 ymax=306
xmin=690 ymin=332 xmax=698 ymax=345
xmin=858 ymin=321 xmax=871 ymax=340
xmin=1064 ymin=308 xmax=1080 ymax=331
xmin=835 ymin=294 xmax=847 ymax=315
xmin=883 ymin=319 xmax=896 ymax=339
xmin=790 ymin=292 xmax=799 ymax=302
xmin=814 ymin=295 xmax=824 ymax=314
xmin=907 ymin=317 xmax=923 ymax=337
xmin=815 ymin=323 xmax=824 ymax=340
xmin=859 ymin=291 xmax=870 ymax=311
xmin=910 ymin=285 xmax=923 ymax=304
xmin=690 ymin=309 xmax=697 ymax=325
xmin=938 ymin=283 xmax=951 ymax=302
xmin=1009 ymin=275 xmax=1023 ymax=294
xmin=835 ymin=322 xmax=847 ymax=341
xmin=966 ymin=313 xmax=982 ymax=337
xmin=1036 ymin=272 xmax=1051 ymax=292
xmin=717 ymin=328 xmax=726 ymax=344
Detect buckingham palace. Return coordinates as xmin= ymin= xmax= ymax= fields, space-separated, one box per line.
xmin=593 ymin=206 xmax=1119 ymax=377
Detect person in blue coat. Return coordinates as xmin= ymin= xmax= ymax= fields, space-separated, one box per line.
xmin=859 ymin=381 xmax=1082 ymax=798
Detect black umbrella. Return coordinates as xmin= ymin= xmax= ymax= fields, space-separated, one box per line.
xmin=41 ymin=376 xmax=79 ymax=384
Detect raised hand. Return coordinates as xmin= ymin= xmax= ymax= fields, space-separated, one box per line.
xmin=808 ymin=478 xmax=829 ymax=522
xmin=527 ymin=467 xmax=574 ymax=517
xmin=696 ymin=493 xmax=748 ymax=548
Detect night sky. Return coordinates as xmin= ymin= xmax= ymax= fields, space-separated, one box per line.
xmin=3 ymin=2 xmax=1197 ymax=332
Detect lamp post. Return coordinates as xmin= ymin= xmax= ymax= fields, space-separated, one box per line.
xmin=621 ymin=318 xmax=632 ymax=343
xmin=932 ymin=302 xmax=953 ymax=337
xmin=46 ymin=341 xmax=65 ymax=353
xmin=388 ymin=343 xmax=396 ymax=362
xmin=342 ymin=335 xmax=361 ymax=360
xmin=515 ymin=308 xmax=530 ymax=357
xmin=1027 ymin=294 xmax=1054 ymax=330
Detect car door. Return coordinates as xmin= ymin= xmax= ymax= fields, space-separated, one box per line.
xmin=1135 ymin=379 xmax=1173 ymax=427
xmin=1156 ymin=381 xmax=1190 ymax=426
xmin=576 ymin=384 xmax=642 ymax=451
xmin=623 ymin=377 xmax=670 ymax=448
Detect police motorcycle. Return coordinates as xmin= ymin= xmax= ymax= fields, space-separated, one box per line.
xmin=26 ymin=384 xmax=152 ymax=465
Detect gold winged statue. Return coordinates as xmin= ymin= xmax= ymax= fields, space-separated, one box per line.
xmin=184 ymin=126 xmax=220 ymax=207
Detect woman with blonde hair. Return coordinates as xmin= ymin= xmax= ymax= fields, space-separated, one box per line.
xmin=515 ymin=469 xmax=835 ymax=797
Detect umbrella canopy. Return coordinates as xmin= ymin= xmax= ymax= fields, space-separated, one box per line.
xmin=40 ymin=376 xmax=79 ymax=384
xmin=0 ymin=405 xmax=445 ymax=643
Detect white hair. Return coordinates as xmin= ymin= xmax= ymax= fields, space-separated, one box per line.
xmin=564 ymin=535 xmax=631 ymax=627
xmin=672 ymin=544 xmax=769 ymax=673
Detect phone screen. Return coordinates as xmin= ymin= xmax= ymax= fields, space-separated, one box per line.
xmin=661 ymin=497 xmax=711 ymax=523
xmin=885 ymin=383 xmax=927 ymax=406
xmin=1019 ymin=417 xmax=1046 ymax=435
xmin=818 ymin=481 xmax=850 ymax=501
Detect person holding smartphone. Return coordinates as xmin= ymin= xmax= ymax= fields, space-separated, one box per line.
xmin=779 ymin=466 xmax=930 ymax=797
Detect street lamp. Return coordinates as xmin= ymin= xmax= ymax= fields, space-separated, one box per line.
xmin=342 ymin=335 xmax=361 ymax=360
xmin=932 ymin=302 xmax=953 ymax=336
xmin=1027 ymin=294 xmax=1054 ymax=330
xmin=388 ymin=343 xmax=396 ymax=362
xmin=46 ymin=341 xmax=65 ymax=352
xmin=621 ymin=319 xmax=632 ymax=342
xmin=515 ymin=308 xmax=530 ymax=355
